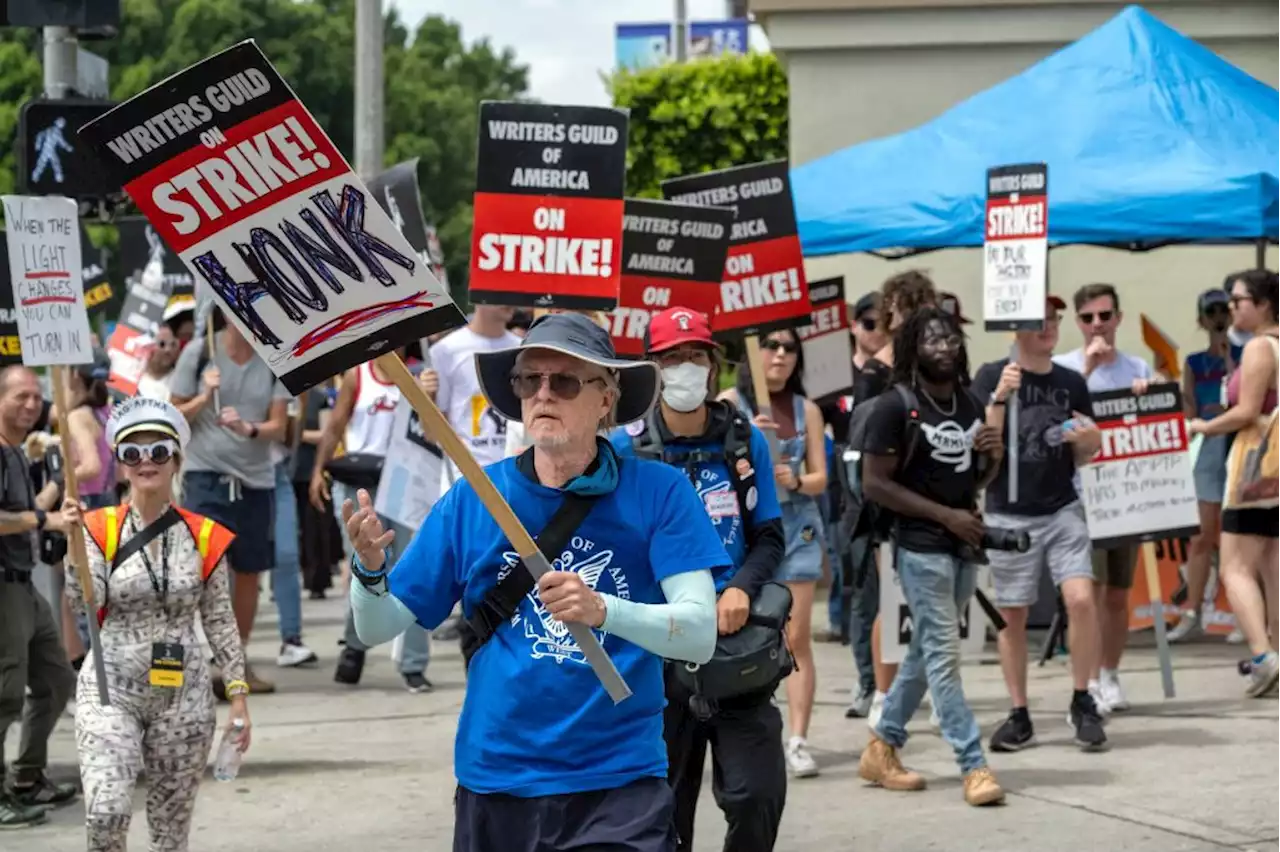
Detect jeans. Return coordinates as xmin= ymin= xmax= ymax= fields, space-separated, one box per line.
xmin=848 ymin=536 xmax=878 ymax=697
xmin=273 ymin=462 xmax=304 ymax=642
xmin=333 ymin=483 xmax=431 ymax=674
xmin=821 ymin=492 xmax=845 ymax=632
xmin=875 ymin=547 xmax=985 ymax=774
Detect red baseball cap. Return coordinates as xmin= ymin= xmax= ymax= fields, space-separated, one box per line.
xmin=1047 ymin=294 xmax=1067 ymax=311
xmin=645 ymin=307 xmax=718 ymax=354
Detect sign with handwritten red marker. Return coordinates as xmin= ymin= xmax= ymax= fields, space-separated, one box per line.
xmin=77 ymin=40 xmax=463 ymax=394
xmin=1 ymin=195 xmax=93 ymax=367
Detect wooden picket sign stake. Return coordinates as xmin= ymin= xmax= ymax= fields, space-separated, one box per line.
xmin=1141 ymin=540 xmax=1176 ymax=698
xmin=373 ymin=353 xmax=633 ymax=704
xmin=51 ymin=366 xmax=111 ymax=707
xmin=205 ymin=328 xmax=221 ymax=413
xmin=743 ymin=335 xmax=789 ymax=503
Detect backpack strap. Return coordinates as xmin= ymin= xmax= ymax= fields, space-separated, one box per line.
xmin=176 ymin=508 xmax=236 ymax=581
xmin=722 ymin=410 xmax=758 ymax=539
xmin=893 ymin=384 xmax=924 ymax=473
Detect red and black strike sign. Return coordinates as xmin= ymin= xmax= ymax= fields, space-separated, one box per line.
xmin=796 ymin=276 xmax=853 ymax=403
xmin=77 ymin=41 xmax=462 ymax=394
xmin=982 ymin=162 xmax=1048 ymax=332
xmin=661 ymin=159 xmax=811 ymax=338
xmin=469 ymin=101 xmax=628 ymax=311
xmin=605 ymin=198 xmax=733 ymax=358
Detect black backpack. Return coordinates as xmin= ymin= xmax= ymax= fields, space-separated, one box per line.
xmin=836 ymin=384 xmax=925 ymax=546
xmin=631 ymin=401 xmax=758 ymax=539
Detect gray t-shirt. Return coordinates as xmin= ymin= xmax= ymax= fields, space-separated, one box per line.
xmin=0 ymin=446 xmax=37 ymax=573
xmin=170 ymin=337 xmax=290 ymax=490
xmin=1054 ymin=347 xmax=1153 ymax=393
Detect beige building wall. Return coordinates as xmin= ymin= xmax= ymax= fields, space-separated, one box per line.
xmin=755 ymin=0 xmax=1279 ymax=366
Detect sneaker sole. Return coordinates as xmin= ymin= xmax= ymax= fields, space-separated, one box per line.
xmin=1246 ymin=668 xmax=1280 ymax=698
xmin=277 ymin=653 xmax=319 ymax=668
xmin=966 ymin=790 xmax=1006 ymax=807
xmin=0 ymin=817 xmax=47 ymax=829
xmin=990 ymin=735 xmax=1037 ymax=753
xmin=1074 ymin=737 xmax=1109 ymax=752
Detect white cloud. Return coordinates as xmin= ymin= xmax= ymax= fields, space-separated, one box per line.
xmin=390 ymin=0 xmax=767 ymax=106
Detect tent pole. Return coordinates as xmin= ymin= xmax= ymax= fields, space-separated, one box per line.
xmin=1256 ymin=238 xmax=1267 ymax=270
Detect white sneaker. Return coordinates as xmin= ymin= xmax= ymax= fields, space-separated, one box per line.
xmin=929 ymin=705 xmax=941 ymax=732
xmin=785 ymin=736 xmax=819 ymax=778
xmin=1088 ymin=679 xmax=1113 ymax=718
xmin=867 ymin=691 xmax=886 ymax=731
xmin=846 ymin=687 xmax=874 ymax=719
xmin=1166 ymin=611 xmax=1202 ymax=643
xmin=1246 ymin=652 xmax=1280 ymax=698
xmin=1099 ymin=669 xmax=1129 ymax=712
xmin=278 ymin=640 xmax=318 ymax=668
xmin=1226 ymin=626 xmax=1245 ymax=644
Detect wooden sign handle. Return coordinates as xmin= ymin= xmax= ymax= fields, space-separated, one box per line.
xmin=743 ymin=335 xmax=789 ymax=503
xmin=373 ymin=354 xmax=633 ymax=704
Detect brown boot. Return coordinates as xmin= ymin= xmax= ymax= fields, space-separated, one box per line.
xmin=858 ymin=734 xmax=926 ymax=791
xmin=963 ymin=767 xmax=1005 ymax=806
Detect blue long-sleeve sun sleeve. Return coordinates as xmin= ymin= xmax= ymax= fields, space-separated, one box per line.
xmin=598 ymin=569 xmax=717 ymax=664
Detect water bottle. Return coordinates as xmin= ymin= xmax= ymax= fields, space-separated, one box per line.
xmin=213 ymin=718 xmax=246 ymax=782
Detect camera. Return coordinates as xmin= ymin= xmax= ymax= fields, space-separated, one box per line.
xmin=982 ymin=527 xmax=1031 ymax=553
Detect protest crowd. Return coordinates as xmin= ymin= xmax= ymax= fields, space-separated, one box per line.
xmin=0 ymin=8 xmax=1277 ymax=852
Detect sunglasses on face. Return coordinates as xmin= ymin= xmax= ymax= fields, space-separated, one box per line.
xmin=1078 ymin=310 xmax=1114 ymax=324
xmin=116 ymin=439 xmax=179 ymax=467
xmin=761 ymin=339 xmax=798 ymax=355
xmin=511 ymin=371 xmax=606 ymax=401
xmin=857 ymin=317 xmax=878 ymax=332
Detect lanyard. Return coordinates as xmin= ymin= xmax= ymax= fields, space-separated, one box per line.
xmin=129 ymin=515 xmax=171 ymax=609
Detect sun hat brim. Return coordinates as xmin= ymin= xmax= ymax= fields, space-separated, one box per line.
xmin=475 ymin=343 xmax=659 ymax=426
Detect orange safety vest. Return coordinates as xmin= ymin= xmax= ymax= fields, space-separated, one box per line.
xmin=82 ymin=505 xmax=236 ymax=624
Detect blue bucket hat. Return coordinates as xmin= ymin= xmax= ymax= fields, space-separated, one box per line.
xmin=474 ymin=313 xmax=659 ymax=426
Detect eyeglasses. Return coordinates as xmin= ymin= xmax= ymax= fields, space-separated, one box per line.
xmin=1078 ymin=310 xmax=1114 ymax=324
xmin=761 ymin=339 xmax=799 ymax=354
xmin=656 ymin=348 xmax=712 ymax=368
xmin=116 ymin=439 xmax=179 ymax=467
xmin=1230 ymin=294 xmax=1254 ymax=307
xmin=510 ymin=371 xmax=606 ymax=401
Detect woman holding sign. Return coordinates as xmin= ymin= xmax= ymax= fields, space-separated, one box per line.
xmin=1188 ymin=269 xmax=1280 ymax=697
xmin=721 ymin=329 xmax=829 ymax=779
xmin=72 ymin=397 xmax=248 ymax=851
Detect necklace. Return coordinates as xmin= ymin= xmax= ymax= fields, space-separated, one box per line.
xmin=919 ymin=385 xmax=957 ymax=416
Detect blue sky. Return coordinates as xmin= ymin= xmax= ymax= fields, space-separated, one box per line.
xmin=390 ymin=0 xmax=768 ymax=106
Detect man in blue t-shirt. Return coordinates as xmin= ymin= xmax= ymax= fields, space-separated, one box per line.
xmin=610 ymin=307 xmax=787 ymax=852
xmin=346 ymin=314 xmax=728 ymax=852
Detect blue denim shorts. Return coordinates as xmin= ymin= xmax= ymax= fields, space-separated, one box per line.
xmin=1193 ymin=434 xmax=1228 ymax=504
xmin=777 ymin=497 xmax=826 ymax=583
xmin=182 ymin=471 xmax=275 ymax=573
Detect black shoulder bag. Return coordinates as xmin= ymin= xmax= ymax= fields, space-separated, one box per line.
xmin=458 ymin=493 xmax=600 ymax=669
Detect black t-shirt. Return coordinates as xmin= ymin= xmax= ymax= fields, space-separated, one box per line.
xmin=0 ymin=445 xmax=36 ymax=572
xmin=862 ymin=383 xmax=985 ymax=554
xmin=971 ymin=359 xmax=1094 ymax=517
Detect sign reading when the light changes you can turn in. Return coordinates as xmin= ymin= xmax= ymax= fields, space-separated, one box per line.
xmin=76 ymin=40 xmax=462 ymax=394
xmin=605 ymin=198 xmax=734 ymax=357
xmin=1079 ymin=383 xmax=1200 ymax=550
xmin=662 ymin=159 xmax=811 ymax=338
xmin=1 ymin=195 xmax=93 ymax=367
xmin=469 ymin=102 xmax=628 ymax=311
xmin=983 ymin=163 xmax=1047 ymax=332
xmin=797 ymin=276 xmax=853 ymax=403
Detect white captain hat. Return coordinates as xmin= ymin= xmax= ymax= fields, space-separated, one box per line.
xmin=106 ymin=396 xmax=192 ymax=450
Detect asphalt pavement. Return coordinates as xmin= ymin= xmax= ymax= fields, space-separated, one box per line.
xmin=11 ymin=587 xmax=1279 ymax=852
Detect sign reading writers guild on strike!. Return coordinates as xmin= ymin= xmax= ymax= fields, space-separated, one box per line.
xmin=469 ymin=101 xmax=628 ymax=311
xmin=1 ymin=195 xmax=93 ymax=367
xmin=983 ymin=163 xmax=1048 ymax=332
xmin=661 ymin=159 xmax=811 ymax=337
xmin=1079 ymin=383 xmax=1200 ymax=549
xmin=797 ymin=277 xmax=854 ymax=403
xmin=77 ymin=41 xmax=463 ymax=394
xmin=606 ymin=198 xmax=734 ymax=357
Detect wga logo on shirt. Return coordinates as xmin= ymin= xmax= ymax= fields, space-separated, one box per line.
xmin=499 ymin=535 xmax=633 ymax=666
xmin=696 ymin=468 xmax=742 ymax=547
xmin=921 ymin=421 xmax=981 ymax=473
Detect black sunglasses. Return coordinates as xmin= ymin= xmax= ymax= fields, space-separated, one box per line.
xmin=511 ymin=371 xmax=606 ymax=401
xmin=116 ymin=439 xmax=178 ymax=467
xmin=1078 ymin=310 xmax=1114 ymax=324
xmin=761 ymin=339 xmax=799 ymax=354
xmin=858 ymin=317 xmax=878 ymax=332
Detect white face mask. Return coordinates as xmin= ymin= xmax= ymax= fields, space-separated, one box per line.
xmin=660 ymin=362 xmax=710 ymax=413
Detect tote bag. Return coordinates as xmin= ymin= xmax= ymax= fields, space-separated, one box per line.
xmin=1223 ymin=336 xmax=1279 ymax=511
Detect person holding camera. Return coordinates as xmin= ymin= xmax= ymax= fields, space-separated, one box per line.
xmin=611 ymin=307 xmax=788 ymax=852
xmin=971 ymin=295 xmax=1108 ymax=753
xmin=858 ymin=307 xmax=1006 ymax=807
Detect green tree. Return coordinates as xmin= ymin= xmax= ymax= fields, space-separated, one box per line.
xmin=2 ymin=0 xmax=529 ymax=293
xmin=609 ymin=52 xmax=789 ymax=199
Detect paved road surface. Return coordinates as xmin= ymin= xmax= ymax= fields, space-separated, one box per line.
xmin=13 ymin=588 xmax=1278 ymax=852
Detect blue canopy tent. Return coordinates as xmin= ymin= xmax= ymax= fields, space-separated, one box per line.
xmin=792 ymin=5 xmax=1279 ymax=259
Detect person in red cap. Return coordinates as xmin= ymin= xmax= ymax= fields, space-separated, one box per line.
xmin=610 ymin=307 xmax=788 ymax=852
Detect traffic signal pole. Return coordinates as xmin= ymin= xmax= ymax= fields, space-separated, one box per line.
xmin=43 ymin=25 xmax=78 ymax=99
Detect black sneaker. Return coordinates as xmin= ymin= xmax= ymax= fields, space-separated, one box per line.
xmin=1069 ymin=693 xmax=1108 ymax=752
xmin=11 ymin=774 xmax=78 ymax=808
xmin=403 ymin=672 xmax=433 ymax=694
xmin=334 ymin=647 xmax=365 ymax=685
xmin=989 ymin=710 xmax=1036 ymax=752
xmin=0 ymin=792 xmax=46 ymax=829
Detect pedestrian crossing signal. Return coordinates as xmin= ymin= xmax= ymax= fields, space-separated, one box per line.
xmin=18 ymin=98 xmax=121 ymax=199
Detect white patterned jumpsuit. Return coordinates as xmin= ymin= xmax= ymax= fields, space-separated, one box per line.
xmin=69 ymin=504 xmax=241 ymax=852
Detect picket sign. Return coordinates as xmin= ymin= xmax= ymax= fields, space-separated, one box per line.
xmin=77 ymin=42 xmax=631 ymax=704
xmin=1 ymin=195 xmax=110 ymax=706
xmin=877 ymin=542 xmax=989 ymax=665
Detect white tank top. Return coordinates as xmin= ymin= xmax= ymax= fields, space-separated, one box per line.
xmin=344 ymin=362 xmax=399 ymax=457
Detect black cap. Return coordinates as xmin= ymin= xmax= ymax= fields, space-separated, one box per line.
xmin=1197 ymin=289 xmax=1229 ymax=315
xmin=852 ymin=292 xmax=881 ymax=320
xmin=75 ymin=347 xmax=111 ymax=383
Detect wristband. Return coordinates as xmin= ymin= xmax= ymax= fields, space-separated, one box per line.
xmin=351 ymin=550 xmax=392 ymax=590
xmin=248 ymin=423 xmax=260 ymax=439
xmin=224 ymin=679 xmax=250 ymax=698
xmin=34 ymin=509 xmax=47 ymax=530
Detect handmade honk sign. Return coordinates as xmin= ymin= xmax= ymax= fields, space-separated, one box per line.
xmin=77 ymin=40 xmax=464 ymax=394
xmin=1 ymin=196 xmax=93 ymax=367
